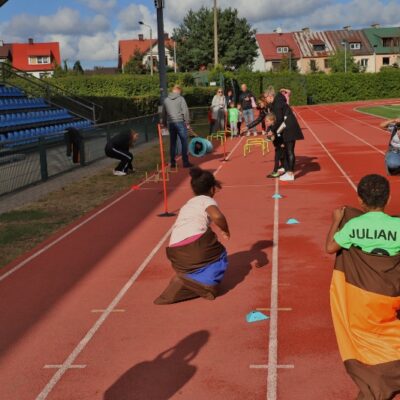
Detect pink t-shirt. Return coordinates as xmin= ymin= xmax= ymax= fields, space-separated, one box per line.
xmin=169 ymin=195 xmax=218 ymax=246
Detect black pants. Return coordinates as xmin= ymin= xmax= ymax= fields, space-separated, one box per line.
xmin=284 ymin=141 xmax=296 ymax=172
xmin=273 ymin=145 xmax=285 ymax=172
xmin=105 ymin=146 xmax=133 ymax=172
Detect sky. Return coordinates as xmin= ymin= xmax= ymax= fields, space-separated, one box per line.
xmin=0 ymin=0 xmax=399 ymax=69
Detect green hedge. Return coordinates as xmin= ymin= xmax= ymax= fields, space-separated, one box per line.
xmin=46 ymin=70 xmax=400 ymax=122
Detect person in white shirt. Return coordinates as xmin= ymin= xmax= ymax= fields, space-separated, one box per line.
xmin=154 ymin=167 xmax=230 ymax=305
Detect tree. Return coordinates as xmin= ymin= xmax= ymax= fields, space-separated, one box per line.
xmin=124 ymin=49 xmax=146 ymax=74
xmin=73 ymin=60 xmax=84 ymax=74
xmin=63 ymin=60 xmax=69 ymax=72
xmin=278 ymin=53 xmax=298 ymax=72
xmin=328 ymin=49 xmax=359 ymax=73
xmin=172 ymin=7 xmax=258 ymax=71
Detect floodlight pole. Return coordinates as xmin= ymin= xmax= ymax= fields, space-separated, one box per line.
xmin=139 ymin=21 xmax=153 ymax=76
xmin=213 ymin=0 xmax=219 ymax=66
xmin=156 ymin=0 xmax=168 ymax=102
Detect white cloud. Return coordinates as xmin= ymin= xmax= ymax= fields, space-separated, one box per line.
xmin=0 ymin=0 xmax=399 ymax=68
xmin=76 ymin=0 xmax=117 ymax=14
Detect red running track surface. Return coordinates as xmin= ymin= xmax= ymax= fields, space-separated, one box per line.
xmin=1 ymin=99 xmax=400 ymax=400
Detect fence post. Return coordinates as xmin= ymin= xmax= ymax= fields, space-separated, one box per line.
xmin=38 ymin=137 xmax=48 ymax=181
xmin=79 ymin=132 xmax=86 ymax=166
xmin=144 ymin=117 xmax=149 ymax=142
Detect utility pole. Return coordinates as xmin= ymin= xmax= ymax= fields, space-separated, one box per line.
xmin=213 ymin=0 xmax=218 ymax=66
xmin=139 ymin=21 xmax=153 ymax=76
xmin=155 ymin=0 xmax=168 ymax=102
xmin=341 ymin=39 xmax=348 ymax=73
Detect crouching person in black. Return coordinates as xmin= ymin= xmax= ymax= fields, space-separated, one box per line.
xmin=105 ymin=130 xmax=139 ymax=176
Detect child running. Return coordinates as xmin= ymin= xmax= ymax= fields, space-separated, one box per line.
xmin=228 ymin=102 xmax=240 ymax=138
xmin=326 ymin=174 xmax=400 ymax=399
xmin=154 ymin=167 xmax=230 ymax=305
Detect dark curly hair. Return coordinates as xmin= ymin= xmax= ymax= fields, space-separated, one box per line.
xmin=189 ymin=167 xmax=221 ymax=196
xmin=357 ymin=174 xmax=390 ymax=208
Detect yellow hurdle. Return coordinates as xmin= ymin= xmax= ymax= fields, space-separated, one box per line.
xmin=243 ymin=138 xmax=270 ymax=157
xmin=207 ymin=131 xmax=226 ymax=145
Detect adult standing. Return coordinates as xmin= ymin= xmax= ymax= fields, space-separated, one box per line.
xmin=161 ymin=85 xmax=193 ymax=169
xmin=211 ymin=88 xmax=227 ymax=133
xmin=239 ymin=84 xmax=257 ymax=136
xmin=265 ymin=86 xmax=304 ymax=182
xmin=380 ymin=117 xmax=400 ymax=175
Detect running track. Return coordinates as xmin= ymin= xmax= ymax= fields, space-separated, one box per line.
xmin=1 ymin=99 xmax=400 ymax=400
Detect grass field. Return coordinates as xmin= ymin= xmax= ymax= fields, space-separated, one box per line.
xmin=0 ymin=119 xmax=211 ymax=269
xmin=357 ymin=104 xmax=400 ymax=119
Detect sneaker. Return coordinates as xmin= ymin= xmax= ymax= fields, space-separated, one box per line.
xmin=183 ymin=162 xmax=194 ymax=168
xmin=277 ymin=168 xmax=285 ymax=174
xmin=262 ymin=131 xmax=267 ymax=135
xmin=253 ymin=132 xmax=258 ymax=136
xmin=279 ymin=173 xmax=294 ymax=182
xmin=246 ymin=132 xmax=250 ymax=136
xmin=113 ymin=170 xmax=127 ymax=176
xmin=267 ymin=171 xmax=280 ymax=178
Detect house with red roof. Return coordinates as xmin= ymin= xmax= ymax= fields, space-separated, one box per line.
xmin=12 ymin=39 xmax=61 ymax=78
xmin=253 ymin=31 xmax=301 ymax=72
xmin=293 ymin=28 xmax=335 ymax=73
xmin=118 ymin=34 xmax=176 ymax=72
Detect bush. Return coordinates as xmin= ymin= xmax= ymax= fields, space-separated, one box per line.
xmin=43 ymin=69 xmax=400 ymax=122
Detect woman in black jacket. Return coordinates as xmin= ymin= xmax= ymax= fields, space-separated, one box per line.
xmin=264 ymin=86 xmax=304 ymax=181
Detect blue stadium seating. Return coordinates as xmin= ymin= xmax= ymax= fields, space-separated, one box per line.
xmin=0 ymin=84 xmax=93 ymax=146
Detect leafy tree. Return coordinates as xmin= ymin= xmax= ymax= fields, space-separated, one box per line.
xmin=328 ymin=49 xmax=359 ymax=73
xmin=73 ymin=60 xmax=84 ymax=74
xmin=172 ymin=7 xmax=258 ymax=71
xmin=279 ymin=53 xmax=298 ymax=72
xmin=53 ymin=60 xmax=66 ymax=78
xmin=124 ymin=49 xmax=146 ymax=74
xmin=63 ymin=60 xmax=69 ymax=72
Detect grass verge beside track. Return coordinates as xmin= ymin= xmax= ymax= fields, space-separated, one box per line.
xmin=357 ymin=105 xmax=400 ymax=119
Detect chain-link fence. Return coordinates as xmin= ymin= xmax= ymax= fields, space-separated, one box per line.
xmin=0 ymin=108 xmax=209 ymax=197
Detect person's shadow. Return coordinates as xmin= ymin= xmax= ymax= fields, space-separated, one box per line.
xmin=104 ymin=331 xmax=209 ymax=400
xmin=295 ymin=156 xmax=321 ymax=179
xmin=219 ymin=240 xmax=273 ymax=296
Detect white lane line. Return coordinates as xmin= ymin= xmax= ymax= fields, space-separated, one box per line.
xmin=35 ymin=136 xmax=244 ymax=400
xmin=44 ymin=365 xmax=86 ymax=369
xmin=297 ymin=113 xmax=357 ymax=191
xmin=267 ymin=178 xmax=280 ymax=400
xmin=309 ymin=108 xmax=385 ymax=155
xmin=91 ymin=309 xmax=125 ymax=313
xmin=297 ymin=112 xmax=360 ymax=194
xmin=251 ymin=364 xmax=294 ymax=370
xmin=257 ymin=308 xmax=292 ymax=312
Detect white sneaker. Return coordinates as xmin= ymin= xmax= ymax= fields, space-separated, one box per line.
xmin=278 ymin=168 xmax=285 ymax=174
xmin=113 ymin=170 xmax=127 ymax=176
xmin=279 ymin=172 xmax=294 ymax=181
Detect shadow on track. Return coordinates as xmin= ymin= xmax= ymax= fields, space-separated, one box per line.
xmin=104 ymin=330 xmax=209 ymax=400
xmin=219 ymin=240 xmax=273 ymax=296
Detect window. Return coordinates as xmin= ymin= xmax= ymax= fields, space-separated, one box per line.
xmin=277 ymin=47 xmax=289 ymax=54
xmin=324 ymin=59 xmax=330 ymax=69
xmin=349 ymin=42 xmax=361 ymax=50
xmin=359 ymin=58 xmax=368 ymax=67
xmin=382 ymin=37 xmax=400 ymax=47
xmin=28 ymin=56 xmax=50 ymax=65
xmin=313 ymin=44 xmax=325 ymax=52
xmin=310 ymin=59 xmax=317 ymax=71
xmin=383 ymin=57 xmax=390 ymax=65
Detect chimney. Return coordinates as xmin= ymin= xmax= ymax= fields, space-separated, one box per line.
xmin=28 ymin=38 xmax=34 ymax=44
xmin=164 ymin=33 xmax=169 ymax=40
xmin=138 ymin=34 xmax=144 ymax=41
xmin=343 ymin=25 xmax=351 ymax=31
xmin=371 ymin=23 xmax=380 ymax=29
xmin=302 ymin=27 xmax=310 ymax=34
xmin=0 ymin=40 xmax=4 ymax=47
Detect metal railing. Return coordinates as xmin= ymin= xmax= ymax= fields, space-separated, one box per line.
xmin=0 ymin=107 xmax=209 ymax=197
xmin=0 ymin=63 xmax=103 ymax=122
